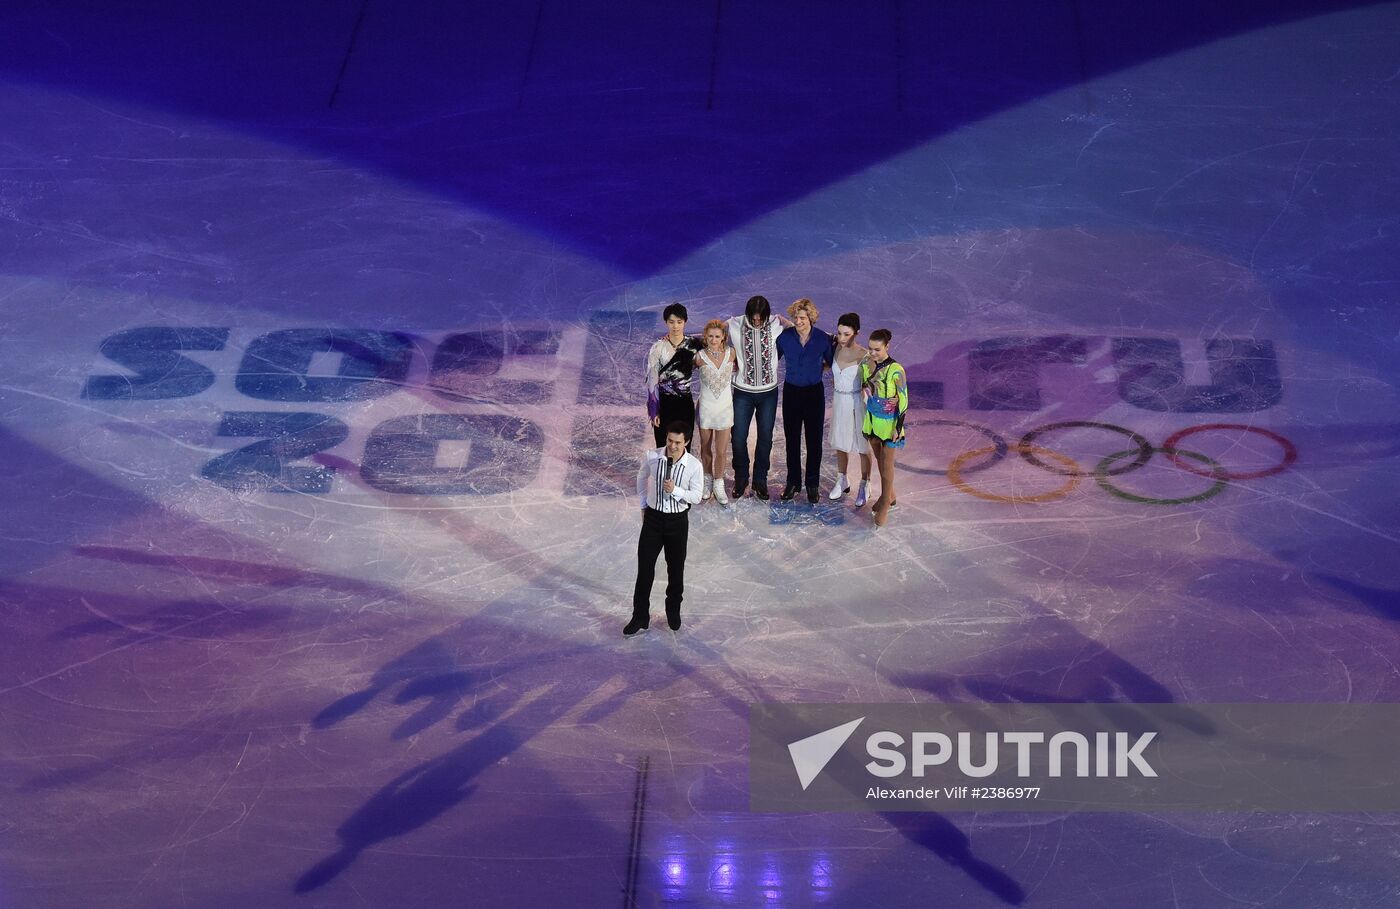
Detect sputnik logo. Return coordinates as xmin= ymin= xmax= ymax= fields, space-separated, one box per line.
xmin=787 ymin=717 xmax=864 ymax=790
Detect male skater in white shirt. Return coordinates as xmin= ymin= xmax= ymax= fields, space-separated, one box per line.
xmin=726 ymin=295 xmax=794 ymax=500
xmin=626 ymin=422 xmax=704 ymax=635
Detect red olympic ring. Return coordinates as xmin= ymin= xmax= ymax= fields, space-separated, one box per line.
xmin=1161 ymin=423 xmax=1297 ymax=480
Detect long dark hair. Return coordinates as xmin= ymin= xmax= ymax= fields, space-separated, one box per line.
xmin=744 ymin=295 xmax=771 ymax=324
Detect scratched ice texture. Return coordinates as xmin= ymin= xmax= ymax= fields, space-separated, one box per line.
xmin=1 ymin=2 xmax=1399 ymax=907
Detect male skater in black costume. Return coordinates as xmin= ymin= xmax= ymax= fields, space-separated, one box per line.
xmin=626 ymin=422 xmax=703 ymax=635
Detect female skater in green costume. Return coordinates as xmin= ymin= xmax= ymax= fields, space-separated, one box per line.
xmin=860 ymin=328 xmax=908 ymax=528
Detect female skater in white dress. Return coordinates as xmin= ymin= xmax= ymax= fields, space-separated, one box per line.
xmin=695 ymin=319 xmax=736 ymax=503
xmin=828 ymin=312 xmax=872 ymax=506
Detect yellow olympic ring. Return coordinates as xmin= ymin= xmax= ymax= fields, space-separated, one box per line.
xmin=946 ymin=444 xmax=1082 ymax=504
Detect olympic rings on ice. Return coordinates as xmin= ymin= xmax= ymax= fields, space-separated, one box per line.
xmin=910 ymin=420 xmax=1296 ymax=505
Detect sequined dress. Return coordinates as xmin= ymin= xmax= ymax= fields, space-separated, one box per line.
xmin=695 ymin=347 xmax=735 ymax=430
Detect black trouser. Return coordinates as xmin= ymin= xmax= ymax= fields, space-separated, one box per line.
xmin=633 ymin=507 xmax=688 ymax=622
xmin=654 ymin=394 xmax=696 ymax=449
xmin=783 ymin=382 xmax=825 ymax=490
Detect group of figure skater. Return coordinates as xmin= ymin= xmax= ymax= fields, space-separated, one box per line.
xmin=626 ymin=294 xmax=908 ymax=636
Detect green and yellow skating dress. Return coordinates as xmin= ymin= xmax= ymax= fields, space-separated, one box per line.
xmin=860 ymin=357 xmax=908 ymax=448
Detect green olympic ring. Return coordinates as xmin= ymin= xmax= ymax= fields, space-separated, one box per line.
xmin=1093 ymin=446 xmax=1229 ymax=505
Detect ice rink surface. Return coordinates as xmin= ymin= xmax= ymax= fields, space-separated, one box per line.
xmin=1 ymin=1 xmax=1399 ymax=906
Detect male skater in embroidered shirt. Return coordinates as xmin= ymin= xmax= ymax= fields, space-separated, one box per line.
xmin=726 ymin=295 xmax=790 ymax=500
xmin=626 ymin=421 xmax=704 ymax=636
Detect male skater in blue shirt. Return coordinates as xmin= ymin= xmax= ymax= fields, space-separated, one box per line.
xmin=775 ymin=298 xmax=834 ymax=503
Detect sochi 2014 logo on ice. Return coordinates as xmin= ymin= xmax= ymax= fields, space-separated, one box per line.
xmin=80 ymin=316 xmax=1296 ymax=503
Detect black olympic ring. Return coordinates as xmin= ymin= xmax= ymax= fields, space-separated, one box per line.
xmin=1018 ymin=421 xmax=1154 ymax=477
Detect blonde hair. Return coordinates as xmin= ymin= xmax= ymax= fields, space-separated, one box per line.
xmin=787 ymin=298 xmax=819 ymax=323
xmin=702 ymin=319 xmax=728 ymax=347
